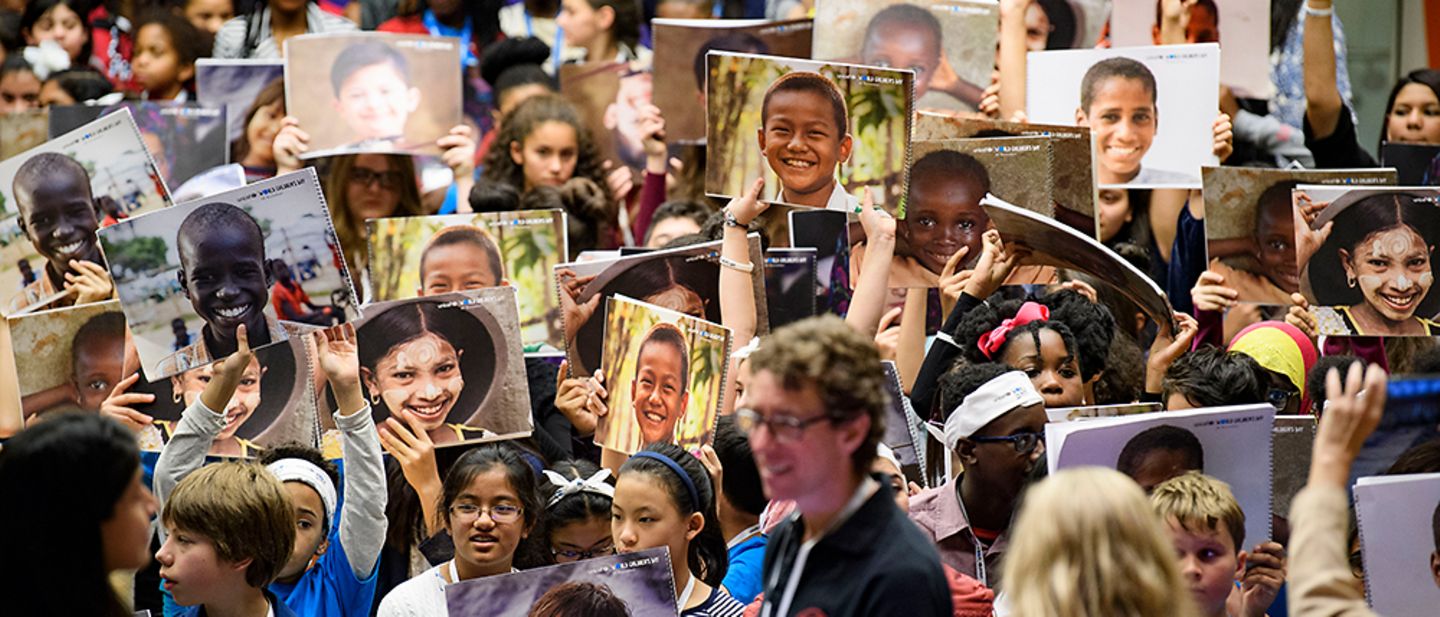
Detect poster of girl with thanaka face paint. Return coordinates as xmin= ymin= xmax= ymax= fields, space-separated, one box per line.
xmin=1296 ymin=186 xmax=1440 ymax=337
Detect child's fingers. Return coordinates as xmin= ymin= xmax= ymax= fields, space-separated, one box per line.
xmin=109 ymin=371 xmax=141 ymax=398
xmin=940 ymin=246 xmax=969 ymax=278
xmin=877 ymin=306 xmax=902 ymax=332
xmin=234 ymin=324 xmax=250 ymax=354
xmin=398 ymin=410 xmax=435 ymax=446
xmin=108 ymin=392 xmax=157 ymax=407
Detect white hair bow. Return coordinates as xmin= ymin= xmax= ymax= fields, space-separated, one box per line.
xmin=23 ymin=40 xmax=71 ymax=81
xmin=542 ymin=468 xmax=614 ymax=508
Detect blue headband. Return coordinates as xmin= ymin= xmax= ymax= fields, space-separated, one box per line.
xmin=629 ymin=451 xmax=701 ymax=511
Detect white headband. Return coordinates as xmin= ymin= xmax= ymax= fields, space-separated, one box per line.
xmin=731 ymin=337 xmax=762 ymax=361
xmin=267 ymin=458 xmax=338 ymax=532
xmin=942 ymin=371 xmax=1043 ymax=451
xmin=875 ymin=443 xmax=903 ymax=474
xmin=542 ymin=468 xmax=615 ymax=508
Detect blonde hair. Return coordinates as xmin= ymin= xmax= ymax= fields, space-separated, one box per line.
xmin=1002 ymin=467 xmax=1198 ymax=617
xmin=1150 ymin=470 xmax=1247 ymax=550
xmin=161 ymin=462 xmax=296 ymax=589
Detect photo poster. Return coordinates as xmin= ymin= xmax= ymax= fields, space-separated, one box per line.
xmin=365 ymin=209 xmax=568 ymax=354
xmin=559 ymin=62 xmax=654 ymax=172
xmin=863 ymin=136 xmax=1055 ymax=289
xmin=1292 ymin=185 xmax=1440 ymax=337
xmin=1271 ymin=414 xmax=1315 ymax=521
xmin=49 ymin=102 xmax=228 ymax=190
xmin=1030 ymin=0 xmax=1112 ymax=50
xmin=880 ymin=359 xmax=927 ymax=488
xmin=556 ymin=235 xmax=767 ymax=378
xmin=1381 ymin=143 xmax=1440 ymax=187
xmin=337 ymin=289 xmax=535 ymax=449
xmin=447 ymin=547 xmax=679 ymax=617
xmin=0 ymin=109 xmax=48 ymax=160
xmin=129 ymin=335 xmax=318 ymax=458
xmin=7 ymin=300 xmax=126 ymax=425
xmin=1025 ymin=43 xmax=1220 ymax=189
xmin=810 ymin=0 xmax=998 ymax=115
xmin=1201 ymin=167 xmax=1398 ymax=304
xmin=652 ymin=17 xmax=814 ymax=143
xmin=98 ymin=169 xmax=360 ymax=381
xmin=195 ymin=59 xmax=285 ymax=147
xmin=981 ymin=194 xmax=1178 ymax=335
xmin=284 ymin=32 xmax=463 ymax=158
xmin=789 ymin=208 xmax=852 ymax=317
xmin=763 ymin=248 xmax=818 ymax=329
xmin=1108 ymin=0 xmax=1273 ymax=99
xmin=596 ymin=295 xmax=732 ymax=455
xmin=1045 ymin=402 xmax=1161 ymax=422
xmin=0 ymin=108 xmax=172 ymax=318
xmin=1355 ymin=473 xmax=1440 ymax=617
xmin=705 ymin=51 xmax=914 ymax=212
xmin=1046 ymin=403 xmax=1276 ymax=545
xmin=913 ymin=111 xmax=1097 ymax=237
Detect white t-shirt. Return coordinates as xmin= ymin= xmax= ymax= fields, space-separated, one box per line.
xmin=376 ymin=564 xmax=448 ymax=617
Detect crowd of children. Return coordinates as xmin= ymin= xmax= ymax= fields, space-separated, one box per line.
xmin=0 ymin=0 xmax=1439 ymax=616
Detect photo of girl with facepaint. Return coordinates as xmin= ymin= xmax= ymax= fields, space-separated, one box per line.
xmin=1300 ymin=189 xmax=1440 ymax=337
xmin=352 ymin=290 xmax=534 ymax=447
xmin=128 ymin=336 xmax=312 ymax=458
xmin=595 ymin=295 xmax=731 ymax=455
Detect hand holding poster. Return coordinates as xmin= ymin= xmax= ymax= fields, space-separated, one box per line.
xmin=705 ymin=51 xmax=913 ymax=211
xmin=285 ymin=33 xmax=463 ymax=158
xmin=1025 ymin=43 xmax=1220 ymax=188
xmin=98 ymin=169 xmax=359 ymax=380
xmin=0 ymin=109 xmax=172 ymax=317
xmin=597 ymin=295 xmax=732 ymax=455
xmin=1295 ymin=186 xmax=1440 ymax=336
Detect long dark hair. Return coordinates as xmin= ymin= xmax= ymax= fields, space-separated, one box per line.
xmin=0 ymin=413 xmax=140 ymax=617
xmin=1379 ymin=69 xmax=1440 ymax=153
xmin=618 ymin=443 xmax=729 ymax=587
xmin=958 ymin=297 xmax=1081 ymax=370
xmin=585 ymin=0 xmax=642 ymax=52
xmin=231 ymin=76 xmax=285 ymax=165
xmin=21 ymin=0 xmax=93 ymax=64
xmin=574 ymin=251 xmax=722 ymax=374
xmin=356 ymin=298 xmax=500 ymax=426
xmin=440 ymin=443 xmax=547 ymax=568
xmin=536 ymin=459 xmax=614 ymax=564
xmin=481 ymin=94 xmax=612 ymax=202
xmin=1307 ymin=191 xmax=1440 ymax=315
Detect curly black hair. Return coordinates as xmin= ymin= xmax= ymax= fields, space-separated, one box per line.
xmin=957 ymin=298 xmax=1080 ymax=370
xmin=1041 ymin=288 xmax=1116 ymax=382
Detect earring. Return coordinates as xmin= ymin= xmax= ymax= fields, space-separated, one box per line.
xmin=1348 ymin=276 xmax=1357 ymax=288
xmin=172 ymin=390 xmax=182 ymax=404
xmin=370 ymin=391 xmax=380 ymax=405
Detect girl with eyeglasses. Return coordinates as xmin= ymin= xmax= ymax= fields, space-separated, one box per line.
xmin=323 ymin=154 xmax=424 ymax=288
xmin=377 ymin=443 xmax=543 ymax=616
xmin=612 ymin=443 xmax=744 ymax=616
xmin=538 ymin=458 xmax=617 ymax=564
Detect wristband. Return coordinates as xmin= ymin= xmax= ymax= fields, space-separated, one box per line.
xmin=719 ymin=255 xmax=755 ymax=273
xmin=722 ymin=208 xmax=747 ymax=229
xmin=1303 ymin=3 xmax=1332 ymax=17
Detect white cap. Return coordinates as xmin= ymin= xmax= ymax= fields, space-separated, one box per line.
xmin=943 ymin=371 xmax=1043 ymax=451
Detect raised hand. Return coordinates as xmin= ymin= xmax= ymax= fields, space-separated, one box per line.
xmin=725 ymin=178 xmax=768 ymax=227
xmin=1239 ymin=541 xmax=1287 ymax=617
xmin=201 ymin=324 xmax=254 ymax=413
xmin=1191 ymin=269 xmax=1239 ymax=312
xmin=1145 ymin=311 xmax=1198 ymax=395
xmin=937 ymin=246 xmax=972 ymax=317
xmin=436 ymin=124 xmax=476 ymax=182
xmin=271 ymin=116 xmax=310 ymax=174
xmin=1311 ymin=362 xmax=1387 ymax=488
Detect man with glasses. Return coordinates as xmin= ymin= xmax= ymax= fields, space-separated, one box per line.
xmin=908 ymin=363 xmax=1047 ymax=588
xmin=739 ymin=316 xmax=952 ymax=617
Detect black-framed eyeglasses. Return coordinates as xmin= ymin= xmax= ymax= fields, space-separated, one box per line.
xmin=1267 ymin=388 xmax=1299 ymax=412
xmin=970 ymin=432 xmax=1045 ymax=455
xmin=449 ymin=502 xmax=522 ymax=524
xmin=551 ymin=542 xmax=615 ymax=561
xmin=735 ymin=408 xmax=836 ymax=442
xmin=349 ymin=167 xmax=404 ymax=190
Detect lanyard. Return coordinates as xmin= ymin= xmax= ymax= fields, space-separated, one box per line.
xmin=761 ymin=478 xmax=876 ymax=617
xmin=727 ymin=524 xmax=762 ymax=550
xmin=677 ymin=573 xmax=697 ymax=612
xmin=954 ymin=482 xmax=987 ymax=587
xmin=423 ymin=10 xmax=477 ymax=67
xmin=446 ymin=559 xmax=459 ymax=586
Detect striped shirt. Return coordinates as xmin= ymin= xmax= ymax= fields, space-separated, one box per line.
xmin=685 ymin=587 xmax=746 ymax=617
xmin=212 ymin=4 xmax=358 ymax=59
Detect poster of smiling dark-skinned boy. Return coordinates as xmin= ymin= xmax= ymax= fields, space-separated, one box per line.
xmin=705 ymin=51 xmax=913 ymax=212
xmin=99 ymin=169 xmax=360 ymax=381
xmin=597 ymin=295 xmax=732 ymax=455
xmin=0 ymin=109 xmax=172 ymax=318
xmin=285 ymin=32 xmax=463 ymax=158
xmin=1025 ymin=44 xmax=1219 ymax=189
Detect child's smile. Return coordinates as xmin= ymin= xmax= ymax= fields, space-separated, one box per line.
xmin=758 ymin=86 xmax=851 ymax=205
